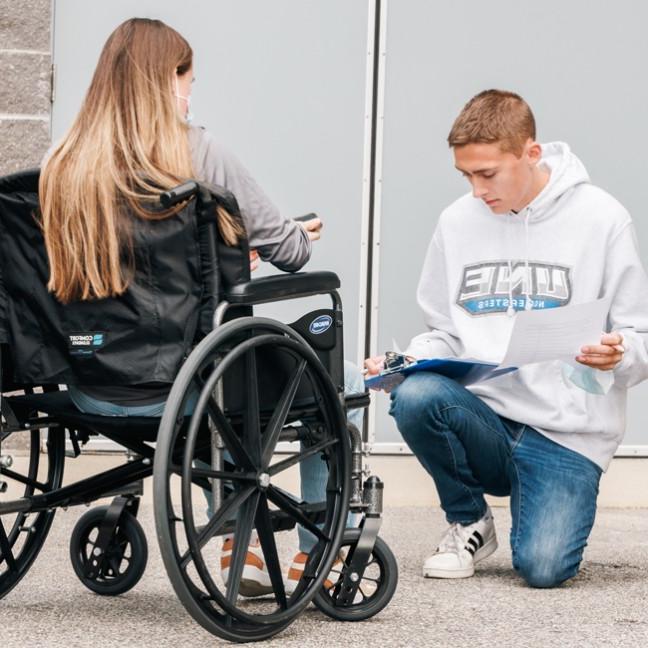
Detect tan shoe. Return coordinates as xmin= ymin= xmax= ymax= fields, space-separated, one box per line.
xmin=221 ymin=536 xmax=274 ymax=597
xmin=285 ymin=550 xmax=343 ymax=595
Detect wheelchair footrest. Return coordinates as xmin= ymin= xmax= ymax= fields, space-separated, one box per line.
xmin=210 ymin=501 xmax=327 ymax=537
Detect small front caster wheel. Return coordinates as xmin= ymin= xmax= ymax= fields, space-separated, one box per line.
xmin=69 ymin=505 xmax=148 ymax=596
xmin=314 ymin=528 xmax=398 ymax=621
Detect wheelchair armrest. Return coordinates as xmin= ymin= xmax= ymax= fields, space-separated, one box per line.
xmin=225 ymin=271 xmax=340 ymax=305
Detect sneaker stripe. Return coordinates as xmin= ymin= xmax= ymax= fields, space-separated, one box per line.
xmin=287 ymin=566 xmax=304 ymax=581
xmin=221 ymin=551 xmax=265 ymax=570
xmin=473 ymin=530 xmax=484 ymax=546
xmin=466 ymin=537 xmax=479 ymax=552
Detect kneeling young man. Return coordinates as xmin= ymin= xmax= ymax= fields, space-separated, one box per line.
xmin=367 ymin=90 xmax=648 ymax=588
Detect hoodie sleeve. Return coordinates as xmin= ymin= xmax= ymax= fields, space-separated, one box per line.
xmin=604 ymin=220 xmax=648 ymax=388
xmin=189 ymin=126 xmax=311 ymax=272
xmin=404 ymin=231 xmax=463 ymax=359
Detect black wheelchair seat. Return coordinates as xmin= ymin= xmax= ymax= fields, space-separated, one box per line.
xmin=6 ymin=391 xmax=161 ymax=441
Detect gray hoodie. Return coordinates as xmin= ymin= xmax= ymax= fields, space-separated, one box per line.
xmin=45 ymin=125 xmax=311 ymax=272
xmin=405 ymin=142 xmax=648 ymax=470
xmin=188 ymin=125 xmax=311 ymax=272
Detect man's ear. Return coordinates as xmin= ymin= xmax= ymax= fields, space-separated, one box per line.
xmin=526 ymin=140 xmax=542 ymax=165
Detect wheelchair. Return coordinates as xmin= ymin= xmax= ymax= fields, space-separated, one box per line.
xmin=0 ymin=169 xmax=397 ymax=642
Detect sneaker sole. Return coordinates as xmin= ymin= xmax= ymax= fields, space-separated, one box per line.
xmin=222 ymin=564 xmax=274 ymax=598
xmin=423 ymin=563 xmax=475 ymax=579
xmin=238 ymin=578 xmax=275 ymax=597
xmin=422 ymin=536 xmax=498 ymax=579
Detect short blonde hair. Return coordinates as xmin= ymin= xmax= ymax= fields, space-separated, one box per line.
xmin=447 ymin=89 xmax=536 ymax=156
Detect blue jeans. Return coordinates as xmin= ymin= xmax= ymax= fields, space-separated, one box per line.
xmin=68 ymin=361 xmax=365 ymax=553
xmin=297 ymin=361 xmax=364 ymax=552
xmin=389 ymin=372 xmax=602 ymax=589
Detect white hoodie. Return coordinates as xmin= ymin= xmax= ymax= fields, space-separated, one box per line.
xmin=405 ymin=142 xmax=648 ymax=470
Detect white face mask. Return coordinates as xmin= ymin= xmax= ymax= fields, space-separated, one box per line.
xmin=174 ymin=76 xmax=194 ymax=123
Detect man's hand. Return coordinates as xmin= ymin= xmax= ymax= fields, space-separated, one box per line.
xmin=576 ymin=332 xmax=624 ymax=371
xmin=249 ymin=249 xmax=260 ymax=272
xmin=364 ymin=355 xmax=386 ymax=376
xmin=299 ymin=217 xmax=323 ymax=242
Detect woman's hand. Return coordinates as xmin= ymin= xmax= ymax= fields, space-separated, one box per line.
xmin=576 ymin=332 xmax=624 ymax=371
xmin=299 ymin=217 xmax=323 ymax=242
xmin=249 ymin=249 xmax=260 ymax=272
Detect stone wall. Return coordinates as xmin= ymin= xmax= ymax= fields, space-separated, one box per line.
xmin=0 ymin=0 xmax=52 ymax=175
xmin=1 ymin=0 xmax=51 ymax=450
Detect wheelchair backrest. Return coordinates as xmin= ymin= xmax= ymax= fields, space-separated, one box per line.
xmin=0 ymin=169 xmax=250 ymax=388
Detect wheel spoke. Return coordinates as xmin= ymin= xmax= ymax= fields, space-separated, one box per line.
xmin=261 ymin=360 xmax=307 ymax=467
xmin=243 ymin=348 xmax=262 ymax=466
xmin=0 ymin=520 xmax=17 ymax=571
xmin=180 ymin=485 xmax=255 ymax=569
xmin=267 ymin=437 xmax=338 ymax=477
xmin=0 ymin=468 xmax=49 ymax=492
xmin=266 ymin=486 xmax=330 ymax=542
xmin=226 ymin=492 xmax=260 ymax=603
xmin=192 ymin=375 xmax=255 ymax=470
xmin=254 ymin=493 xmax=287 ymax=609
xmin=108 ymin=556 xmax=123 ymax=575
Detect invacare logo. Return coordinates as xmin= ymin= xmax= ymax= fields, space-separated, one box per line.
xmin=456 ymin=261 xmax=572 ymax=316
xmin=309 ymin=315 xmax=333 ymax=335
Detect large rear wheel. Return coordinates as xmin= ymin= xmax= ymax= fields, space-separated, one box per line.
xmin=0 ymin=427 xmax=65 ymax=598
xmin=154 ymin=317 xmax=350 ymax=642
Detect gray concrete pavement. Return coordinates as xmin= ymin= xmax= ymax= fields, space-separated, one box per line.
xmin=2 ymin=505 xmax=648 ymax=647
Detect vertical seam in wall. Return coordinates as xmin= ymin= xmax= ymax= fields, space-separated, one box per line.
xmin=357 ymin=0 xmax=379 ymax=374
xmin=357 ymin=0 xmax=380 ymax=445
xmin=48 ymin=0 xmax=56 ymax=139
xmin=364 ymin=0 xmax=388 ymax=448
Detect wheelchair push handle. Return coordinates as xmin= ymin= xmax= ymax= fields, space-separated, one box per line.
xmin=160 ymin=181 xmax=199 ymax=208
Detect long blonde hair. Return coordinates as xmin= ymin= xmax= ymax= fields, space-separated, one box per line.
xmin=40 ymin=18 xmax=241 ymax=303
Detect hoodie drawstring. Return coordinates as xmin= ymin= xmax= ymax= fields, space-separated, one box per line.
xmin=506 ymin=208 xmax=533 ymax=317
xmin=506 ymin=256 xmax=515 ymax=317
xmin=524 ymin=209 xmax=533 ymax=311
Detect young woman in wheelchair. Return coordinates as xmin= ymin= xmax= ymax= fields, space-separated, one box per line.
xmin=39 ymin=17 xmax=365 ymax=599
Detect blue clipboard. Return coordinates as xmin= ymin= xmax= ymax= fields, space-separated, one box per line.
xmin=365 ymin=358 xmax=516 ymax=390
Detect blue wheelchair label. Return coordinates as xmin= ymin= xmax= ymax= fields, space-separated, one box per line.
xmin=68 ymin=332 xmax=106 ymax=356
xmin=309 ymin=315 xmax=333 ymax=335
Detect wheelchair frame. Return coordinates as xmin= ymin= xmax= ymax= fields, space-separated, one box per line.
xmin=0 ymin=178 xmax=397 ymax=642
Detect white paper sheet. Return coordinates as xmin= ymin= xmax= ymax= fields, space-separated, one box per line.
xmin=499 ymin=297 xmax=611 ymax=368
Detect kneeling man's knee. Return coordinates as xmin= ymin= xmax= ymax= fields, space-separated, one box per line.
xmin=514 ymin=545 xmax=579 ymax=589
xmin=390 ymin=374 xmax=455 ymax=421
xmin=389 ymin=378 xmax=423 ymax=433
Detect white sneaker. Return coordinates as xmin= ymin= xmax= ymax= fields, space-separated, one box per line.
xmin=423 ymin=507 xmax=498 ymax=579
